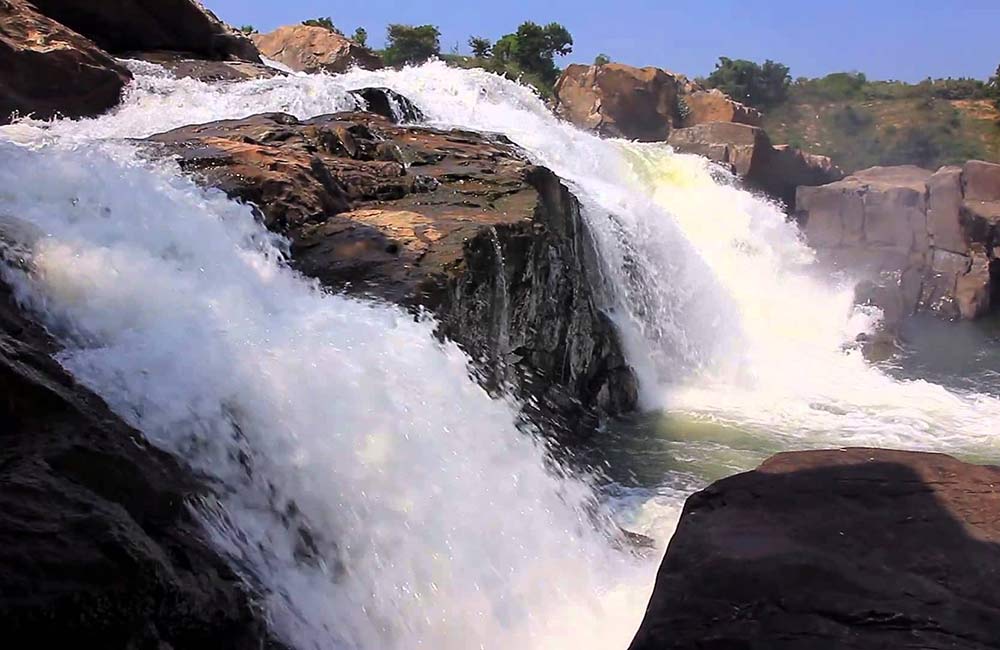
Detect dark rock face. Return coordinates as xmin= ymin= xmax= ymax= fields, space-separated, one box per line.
xmin=29 ymin=0 xmax=260 ymax=61
xmin=667 ymin=121 xmax=844 ymax=210
xmin=0 ymin=0 xmax=132 ymax=123
xmin=144 ymin=110 xmax=637 ymax=428
xmin=0 ymin=278 xmax=274 ymax=649
xmin=797 ymin=161 xmax=1000 ymax=322
xmin=630 ymin=448 xmax=1000 ymax=650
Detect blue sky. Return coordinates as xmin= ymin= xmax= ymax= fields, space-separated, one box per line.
xmin=204 ymin=1 xmax=1000 ymax=82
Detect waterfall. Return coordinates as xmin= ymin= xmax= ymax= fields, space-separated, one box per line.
xmin=2 ymin=58 xmax=999 ymax=650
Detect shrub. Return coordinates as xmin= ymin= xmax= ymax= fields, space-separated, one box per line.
xmin=302 ymin=17 xmax=342 ymax=35
xmin=705 ymin=57 xmax=790 ymax=108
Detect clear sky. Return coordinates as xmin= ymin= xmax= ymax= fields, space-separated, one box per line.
xmin=204 ymin=0 xmax=1000 ymax=83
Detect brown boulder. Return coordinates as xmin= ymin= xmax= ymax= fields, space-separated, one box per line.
xmin=252 ymin=25 xmax=382 ymax=74
xmin=554 ymin=63 xmax=683 ymax=141
xmin=145 ymin=109 xmax=637 ymax=428
xmin=28 ymin=0 xmax=259 ymax=61
xmin=682 ymin=88 xmax=761 ymax=127
xmin=0 ymin=0 xmax=132 ymax=123
xmin=668 ymin=122 xmax=844 ymax=209
xmin=630 ymin=448 xmax=1000 ymax=650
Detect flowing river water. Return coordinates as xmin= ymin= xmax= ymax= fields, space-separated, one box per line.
xmin=1 ymin=60 xmax=998 ymax=649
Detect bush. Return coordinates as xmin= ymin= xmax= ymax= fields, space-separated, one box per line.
xmin=705 ymin=57 xmax=790 ymax=108
xmin=384 ymin=24 xmax=441 ymax=66
xmin=352 ymin=28 xmax=368 ymax=47
xmin=468 ymin=36 xmax=492 ymax=58
xmin=594 ymin=53 xmax=610 ymax=66
xmin=302 ymin=17 xmax=342 ymax=35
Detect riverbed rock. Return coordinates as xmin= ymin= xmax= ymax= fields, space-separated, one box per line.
xmin=668 ymin=122 xmax=844 ymax=209
xmin=554 ymin=62 xmax=761 ymax=142
xmin=144 ymin=108 xmax=637 ymax=429
xmin=0 ymin=0 xmax=132 ymax=123
xmin=630 ymin=448 xmax=1000 ymax=650
xmin=252 ymin=25 xmax=382 ymax=74
xmin=797 ymin=161 xmax=1000 ymax=321
xmin=128 ymin=50 xmax=280 ymax=82
xmin=0 ymin=275 xmax=274 ymax=648
xmin=28 ymin=0 xmax=260 ymax=61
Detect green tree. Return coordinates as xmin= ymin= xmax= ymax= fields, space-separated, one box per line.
xmin=705 ymin=57 xmax=791 ymax=108
xmin=469 ymin=36 xmax=493 ymax=58
xmin=384 ymin=24 xmax=441 ymax=66
xmin=352 ymin=27 xmax=368 ymax=47
xmin=594 ymin=53 xmax=611 ymax=66
xmin=302 ymin=17 xmax=342 ymax=35
xmin=238 ymin=25 xmax=257 ymax=35
xmin=492 ymin=21 xmax=573 ymax=86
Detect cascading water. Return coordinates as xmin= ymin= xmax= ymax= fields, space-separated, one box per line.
xmin=2 ymin=57 xmax=999 ymax=649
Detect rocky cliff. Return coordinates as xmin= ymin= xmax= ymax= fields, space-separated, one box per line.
xmin=798 ymin=161 xmax=1000 ymax=322
xmin=143 ymin=105 xmax=638 ymax=429
xmin=630 ymin=448 xmax=1000 ymax=650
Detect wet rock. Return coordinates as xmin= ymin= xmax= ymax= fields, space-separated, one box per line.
xmin=798 ymin=161 xmax=1000 ymax=321
xmin=145 ymin=110 xmax=637 ymax=429
xmin=0 ymin=0 xmax=132 ymax=123
xmin=127 ymin=50 xmax=280 ymax=82
xmin=630 ymin=448 xmax=1000 ymax=650
xmin=349 ymin=87 xmax=423 ymax=123
xmin=669 ymin=122 xmax=844 ymax=209
xmin=252 ymin=25 xmax=382 ymax=74
xmin=0 ymin=278 xmax=276 ymax=649
xmin=29 ymin=0 xmax=260 ymax=61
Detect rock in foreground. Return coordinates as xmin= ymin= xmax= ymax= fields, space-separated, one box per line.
xmin=630 ymin=448 xmax=1000 ymax=650
xmin=145 ymin=107 xmax=637 ymax=427
xmin=0 ymin=0 xmax=132 ymax=123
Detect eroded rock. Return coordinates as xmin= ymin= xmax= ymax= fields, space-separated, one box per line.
xmin=630 ymin=448 xmax=1000 ymax=650
xmin=144 ymin=110 xmax=637 ymax=428
xmin=252 ymin=25 xmax=382 ymax=74
xmin=0 ymin=0 xmax=132 ymax=123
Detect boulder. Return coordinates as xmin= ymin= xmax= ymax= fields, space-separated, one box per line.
xmin=554 ymin=63 xmax=684 ymax=141
xmin=28 ymin=0 xmax=259 ymax=61
xmin=682 ymin=88 xmax=762 ymax=127
xmin=554 ymin=62 xmax=761 ymax=141
xmin=668 ymin=122 xmax=844 ymax=209
xmin=630 ymin=448 xmax=1000 ymax=650
xmin=144 ymin=108 xmax=637 ymax=430
xmin=0 ymin=0 xmax=132 ymax=123
xmin=798 ymin=161 xmax=1000 ymax=321
xmin=128 ymin=50 xmax=280 ymax=82
xmin=0 ymin=275 xmax=275 ymax=648
xmin=252 ymin=25 xmax=382 ymax=74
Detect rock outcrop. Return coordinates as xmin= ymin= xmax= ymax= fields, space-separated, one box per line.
xmin=798 ymin=161 xmax=1000 ymax=321
xmin=668 ymin=122 xmax=844 ymax=209
xmin=28 ymin=0 xmax=260 ymax=61
xmin=682 ymin=88 xmax=762 ymax=128
xmin=630 ymin=448 xmax=1000 ymax=650
xmin=0 ymin=0 xmax=132 ymax=123
xmin=144 ymin=105 xmax=637 ymax=428
xmin=252 ymin=25 xmax=382 ymax=74
xmin=0 ymin=274 xmax=275 ymax=648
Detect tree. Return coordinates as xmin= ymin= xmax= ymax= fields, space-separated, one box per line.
xmin=238 ymin=25 xmax=257 ymax=35
xmin=469 ymin=36 xmax=492 ymax=58
xmin=594 ymin=53 xmax=611 ymax=66
xmin=302 ymin=17 xmax=342 ymax=35
xmin=705 ymin=57 xmax=791 ymax=108
xmin=491 ymin=21 xmax=574 ymax=86
xmin=384 ymin=24 xmax=441 ymax=66
xmin=352 ymin=27 xmax=368 ymax=47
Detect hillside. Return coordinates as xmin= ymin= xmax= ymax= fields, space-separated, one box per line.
xmin=760 ymin=79 xmax=1000 ymax=173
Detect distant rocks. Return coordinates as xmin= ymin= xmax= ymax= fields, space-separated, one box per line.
xmin=667 ymin=121 xmax=844 ymax=209
xmin=145 ymin=107 xmax=637 ymax=428
xmin=798 ymin=161 xmax=1000 ymax=322
xmin=554 ymin=62 xmax=761 ymax=143
xmin=0 ymin=0 xmax=132 ymax=122
xmin=252 ymin=25 xmax=383 ymax=74
xmin=630 ymin=448 xmax=1000 ymax=650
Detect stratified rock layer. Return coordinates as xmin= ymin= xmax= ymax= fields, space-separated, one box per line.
xmin=0 ymin=0 xmax=132 ymax=122
xmin=798 ymin=161 xmax=1000 ymax=321
xmin=630 ymin=448 xmax=1000 ymax=650
xmin=145 ymin=108 xmax=637 ymax=427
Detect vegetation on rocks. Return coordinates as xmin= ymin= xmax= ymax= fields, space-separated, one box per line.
xmin=383 ymin=24 xmax=441 ymax=66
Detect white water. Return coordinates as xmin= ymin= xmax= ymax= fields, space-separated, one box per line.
xmin=2 ymin=59 xmax=999 ymax=649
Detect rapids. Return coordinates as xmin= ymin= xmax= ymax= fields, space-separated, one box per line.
xmin=1 ymin=59 xmax=998 ymax=649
